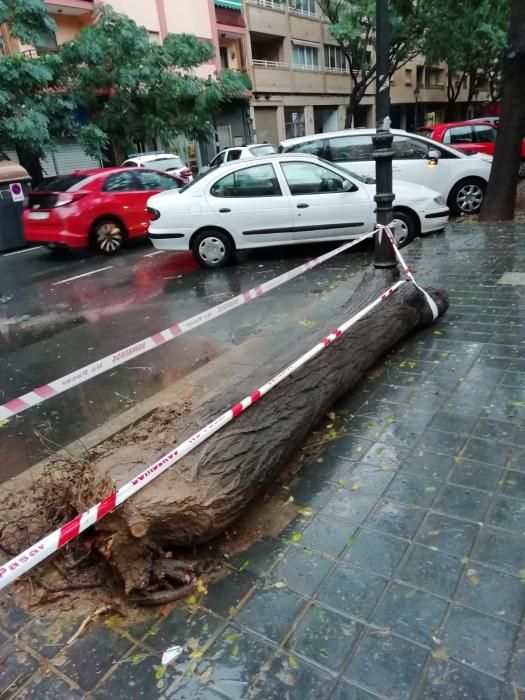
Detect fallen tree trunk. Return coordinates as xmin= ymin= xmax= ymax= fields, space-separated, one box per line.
xmin=86 ymin=265 xmax=448 ymax=593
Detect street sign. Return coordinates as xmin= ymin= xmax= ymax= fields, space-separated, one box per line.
xmin=9 ymin=182 xmax=24 ymax=203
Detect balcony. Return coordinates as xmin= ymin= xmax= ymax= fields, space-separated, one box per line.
xmin=45 ymin=0 xmax=93 ymax=15
xmin=215 ymin=4 xmax=246 ymax=31
xmin=253 ymin=59 xmax=289 ymax=68
xmin=247 ymin=0 xmax=285 ymax=10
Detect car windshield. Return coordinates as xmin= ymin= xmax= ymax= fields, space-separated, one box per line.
xmin=317 ymin=158 xmax=375 ymax=184
xmin=34 ymin=175 xmax=91 ymax=192
xmin=179 ymin=169 xmax=216 ymax=193
xmin=249 ymin=144 xmax=278 ymax=156
xmin=148 ymin=157 xmax=185 ymax=171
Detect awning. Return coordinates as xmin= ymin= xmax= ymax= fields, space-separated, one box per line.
xmin=215 ymin=0 xmax=242 ymax=10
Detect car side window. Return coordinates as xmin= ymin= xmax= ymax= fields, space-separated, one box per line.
xmin=136 ymin=171 xmax=180 ymax=191
xmin=281 ymin=161 xmax=347 ymax=195
xmin=121 ymin=160 xmax=137 ymax=167
xmin=284 ymin=139 xmax=328 ymax=158
xmin=102 ymin=172 xmax=139 ymax=192
xmin=392 ymin=136 xmax=429 ymax=159
xmin=473 ymin=125 xmax=497 ymax=143
xmin=227 ymin=149 xmax=243 ymax=162
xmin=210 ymin=164 xmax=282 ymax=198
xmin=447 ymin=126 xmax=474 ymax=144
xmin=327 ymin=135 xmax=374 ymax=163
xmin=210 ymin=152 xmax=226 ymax=168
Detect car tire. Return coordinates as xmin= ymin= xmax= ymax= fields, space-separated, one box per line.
xmin=391 ymin=210 xmax=417 ymax=248
xmin=449 ymin=178 xmax=485 ymax=216
xmin=192 ymin=230 xmax=234 ymax=268
xmin=91 ymin=218 xmax=126 ymax=255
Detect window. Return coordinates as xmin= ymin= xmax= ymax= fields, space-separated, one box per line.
xmin=34 ymin=175 xmax=90 ymax=192
xmin=136 ymin=171 xmax=181 ymax=191
xmin=284 ymin=139 xmax=328 ymax=158
xmin=327 ymin=135 xmax=374 ymax=162
xmin=147 ymin=157 xmax=185 ymax=171
xmin=122 ymin=160 xmax=138 ymax=167
xmin=292 ymin=44 xmax=319 ymax=71
xmin=425 ymin=67 xmax=444 ymax=88
xmin=148 ymin=31 xmax=160 ymax=44
xmin=284 ymin=108 xmax=306 ymax=139
xmin=392 ymin=136 xmax=429 ymax=160
xmin=444 ymin=126 xmax=473 ymax=145
xmin=324 ymin=45 xmax=349 ymax=73
xmin=289 ymin=0 xmax=317 ymax=14
xmin=227 ymin=149 xmax=243 ymax=161
xmin=102 ymin=172 xmax=139 ymax=192
xmin=405 ymin=68 xmax=413 ymax=85
xmin=220 ymin=46 xmax=229 ymax=69
xmin=210 ymin=164 xmax=282 ymax=198
xmin=248 ymin=144 xmax=278 ymax=156
xmin=473 ymin=125 xmax=497 ymax=143
xmin=209 ymin=151 xmax=227 ymax=168
xmin=281 ymin=161 xmax=347 ymax=195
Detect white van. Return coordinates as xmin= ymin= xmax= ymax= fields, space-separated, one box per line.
xmin=280 ymin=128 xmax=492 ymax=215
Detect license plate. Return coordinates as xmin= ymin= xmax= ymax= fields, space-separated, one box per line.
xmin=29 ymin=211 xmax=50 ymax=220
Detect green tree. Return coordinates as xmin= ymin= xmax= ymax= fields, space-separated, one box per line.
xmin=60 ymin=5 xmax=247 ymax=163
xmin=316 ymin=0 xmax=427 ymax=127
xmin=423 ymin=0 xmax=508 ymax=119
xmin=0 ymin=0 xmax=69 ymax=182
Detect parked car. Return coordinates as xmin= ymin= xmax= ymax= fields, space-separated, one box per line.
xmin=121 ymin=152 xmax=193 ymax=184
xmin=279 ymin=128 xmax=493 ymax=215
xmin=419 ymin=120 xmax=525 ymax=176
xmin=201 ymin=143 xmax=278 ymax=173
xmin=147 ymin=154 xmax=449 ymax=268
xmin=23 ymin=167 xmax=183 ymax=254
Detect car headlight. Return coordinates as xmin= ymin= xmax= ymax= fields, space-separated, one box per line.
xmin=434 ymin=195 xmax=446 ymax=206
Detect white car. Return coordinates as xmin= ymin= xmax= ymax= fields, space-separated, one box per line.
xmin=121 ymin=152 xmax=193 ymax=184
xmin=280 ymin=129 xmax=492 ymax=216
xmin=203 ymin=143 xmax=278 ymax=172
xmin=147 ymin=154 xmax=449 ymax=268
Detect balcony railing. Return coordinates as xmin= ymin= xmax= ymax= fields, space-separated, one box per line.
xmin=247 ymin=0 xmax=285 ymax=10
xmin=326 ymin=66 xmax=351 ymax=74
xmin=293 ymin=63 xmax=322 ymax=72
xmin=288 ymin=6 xmax=321 ymax=18
xmin=252 ymin=59 xmax=289 ymax=68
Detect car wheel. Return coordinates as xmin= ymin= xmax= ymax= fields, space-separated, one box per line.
xmin=192 ymin=230 xmax=234 ymax=268
xmin=92 ymin=218 xmax=125 ymax=255
xmin=449 ymin=178 xmax=485 ymax=216
xmin=391 ymin=211 xmax=416 ymax=248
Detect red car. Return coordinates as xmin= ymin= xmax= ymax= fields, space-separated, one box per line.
xmin=419 ymin=120 xmax=525 ymax=172
xmin=23 ymin=167 xmax=183 ymax=254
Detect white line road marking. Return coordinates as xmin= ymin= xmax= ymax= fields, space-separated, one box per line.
xmin=144 ymin=250 xmax=164 ymax=257
xmin=2 ymin=246 xmax=43 ymax=257
xmin=52 ymin=266 xmax=113 ymax=286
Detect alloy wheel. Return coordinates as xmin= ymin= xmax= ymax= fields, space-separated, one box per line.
xmin=96 ymin=222 xmax=123 ymax=253
xmin=456 ymin=184 xmax=483 ymax=214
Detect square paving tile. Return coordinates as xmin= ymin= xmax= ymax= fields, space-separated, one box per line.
xmin=286 ymin=604 xmax=362 ymax=673
xmin=429 ymin=413 xmax=477 ymax=436
xmin=162 ymin=677 xmax=230 ymax=699
xmin=343 ymin=528 xmax=408 ymax=578
xmin=400 ymin=452 xmax=454 ymax=480
xmin=204 ymin=569 xmax=258 ymax=617
xmin=95 ymin=650 xmax=178 ymax=699
xmin=442 ymin=605 xmax=516 ymax=678
xmin=509 ymin=625 xmax=525 ymax=689
xmin=20 ymin=614 xmax=86 ymax=659
xmin=365 ymin=500 xmax=426 ymax=540
xmin=330 ymin=679 xmax=381 ymax=699
xmin=447 ymin=459 xmax=502 ymax=493
xmin=472 ymin=418 xmax=516 ymax=444
xmin=385 ymin=472 xmax=441 ymax=508
xmin=371 ymin=582 xmax=448 ymax=646
xmin=419 ymin=657 xmax=503 ymax=699
xmin=200 ymin=625 xmax=274 ymax=700
xmin=299 ymin=516 xmax=357 ymax=557
xmin=146 ymin=607 xmax=222 ymax=653
xmin=320 ymin=435 xmax=374 ymax=463
xmin=462 ymin=438 xmax=513 ymax=467
xmin=472 ymin=526 xmax=525 ymax=575
xmin=55 ymin=625 xmax=133 ymax=691
xmin=433 ymin=484 xmax=491 ymax=523
xmin=230 ymin=537 xmax=287 ymax=576
xmin=343 ymin=630 xmax=428 ymax=699
xmin=486 ymin=495 xmax=525 ymax=533
xmin=0 ymin=596 xmax=29 ymax=633
xmin=271 ymin=547 xmax=333 ymax=597
xmin=397 ymin=544 xmax=463 ymax=598
xmin=455 ymin=563 xmax=525 ymax=624
xmin=17 ymin=671 xmax=83 ymax=700
xmin=415 ymin=431 xmax=468 ymax=457
xmin=0 ymin=640 xmax=39 ymax=696
xmin=235 ymin=585 xmax=305 ymax=644
xmin=247 ymin=652 xmax=333 ymax=699
xmin=317 ymin=562 xmax=387 ymax=621
xmin=498 ymin=469 xmax=525 ymax=498
xmin=361 ymin=443 xmax=410 ymax=470
xmin=290 ymin=475 xmax=337 ymax=511
xmin=320 ymin=489 xmax=378 ymax=525
xmin=342 ymin=463 xmax=396 ymax=495
xmin=416 ymin=513 xmax=479 ymax=557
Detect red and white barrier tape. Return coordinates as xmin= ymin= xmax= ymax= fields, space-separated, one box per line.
xmin=0 ymin=233 xmax=374 ymax=422
xmin=0 ymin=277 xmax=405 ymax=590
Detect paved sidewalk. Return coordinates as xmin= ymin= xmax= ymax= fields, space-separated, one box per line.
xmin=2 ymin=220 xmax=525 ymax=699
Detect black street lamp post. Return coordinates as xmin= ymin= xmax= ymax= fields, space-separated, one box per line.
xmin=372 ymin=0 xmax=397 ymax=268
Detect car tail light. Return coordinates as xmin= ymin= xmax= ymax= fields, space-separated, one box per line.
xmin=181 ymin=168 xmax=192 ymax=177
xmin=147 ymin=207 xmax=160 ymax=221
xmin=55 ymin=192 xmax=88 ymax=208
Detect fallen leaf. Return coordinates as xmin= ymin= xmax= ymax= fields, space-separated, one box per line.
xmin=196 ymin=579 xmax=208 ymax=595
xmin=468 ymin=575 xmax=480 ymax=587
xmin=160 ymin=603 xmax=173 ymax=618
xmin=232 ymin=644 xmax=240 ymax=657
xmin=351 ymin=483 xmax=361 ymax=491
xmin=291 ymin=532 xmax=302 ymax=543
xmin=460 ymin=556 xmax=469 ymax=565
xmin=288 ymin=654 xmax=299 ymax=670
xmin=274 ymin=581 xmax=286 ymax=589
xmin=239 ymin=560 xmax=250 ymax=571
xmin=185 ymin=595 xmax=197 ymax=606
xmin=200 ymin=665 xmax=213 ymax=684
xmin=519 ymin=569 xmax=525 ymax=583
xmin=432 ymin=647 xmax=449 ymax=661
xmin=297 ymin=507 xmax=313 ymax=518
xmin=425 ymin=486 xmax=436 ymax=493
xmin=434 ymin=330 xmax=442 ymax=336
xmin=161 ymin=646 xmax=184 ymax=665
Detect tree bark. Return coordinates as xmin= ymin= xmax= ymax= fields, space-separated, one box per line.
xmin=479 ymin=0 xmax=525 ymax=222
xmin=86 ymin=266 xmax=448 ymax=593
xmin=15 ymin=146 xmax=44 ymax=186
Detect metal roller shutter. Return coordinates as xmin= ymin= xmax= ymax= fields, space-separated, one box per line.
xmin=4 ymin=140 xmax=100 ymax=177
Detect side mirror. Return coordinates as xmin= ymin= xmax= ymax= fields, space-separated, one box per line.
xmin=428 ymin=149 xmax=440 ymax=166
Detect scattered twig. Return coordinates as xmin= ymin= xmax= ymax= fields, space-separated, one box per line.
xmin=66 ymin=604 xmax=112 ymax=646
xmin=130 ymin=579 xmax=196 ymax=607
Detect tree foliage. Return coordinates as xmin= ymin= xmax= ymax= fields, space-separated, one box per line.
xmin=60 ymin=5 xmax=246 ymax=160
xmin=316 ymin=0 xmax=427 ymax=126
xmin=423 ymin=0 xmax=509 ymax=116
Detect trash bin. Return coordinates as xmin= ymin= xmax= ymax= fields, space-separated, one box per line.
xmin=0 ymin=160 xmax=32 ymax=253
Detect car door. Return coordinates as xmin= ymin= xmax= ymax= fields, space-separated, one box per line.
xmin=278 ymin=159 xmax=373 ymax=241
xmin=442 ymin=125 xmax=478 ymax=155
xmin=101 ymin=171 xmax=147 ymax=237
xmin=390 ymin=134 xmax=451 ymax=195
xmin=471 ymin=124 xmax=497 ymax=156
xmin=134 ymin=170 xmax=182 ymax=233
xmin=205 ymin=162 xmax=294 ymax=246
xmin=325 ymin=134 xmax=376 ymax=179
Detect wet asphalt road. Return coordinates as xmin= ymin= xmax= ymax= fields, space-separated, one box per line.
xmin=0 ymin=238 xmax=373 ymax=482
